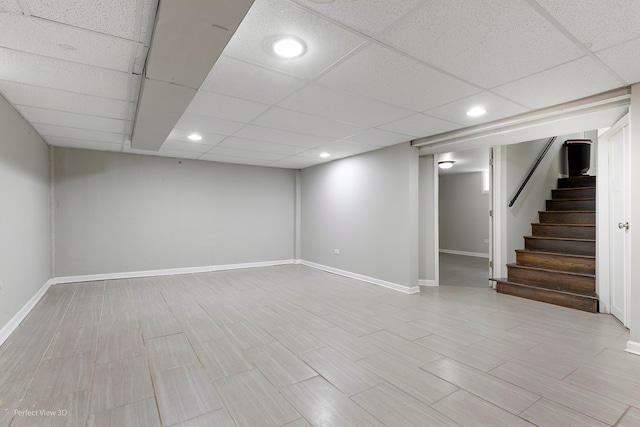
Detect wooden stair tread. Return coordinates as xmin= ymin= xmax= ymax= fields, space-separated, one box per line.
xmin=506 ymin=263 xmax=594 ymax=278
xmin=553 ymin=186 xmax=596 ymax=191
xmin=547 ymin=198 xmax=595 ymax=201
xmin=493 ymin=278 xmax=598 ymax=299
xmin=515 ymin=249 xmax=594 ymax=260
xmin=531 ymin=223 xmax=594 ymax=227
xmin=538 ymin=210 xmax=595 ymax=213
xmin=525 ymin=235 xmax=594 ymax=242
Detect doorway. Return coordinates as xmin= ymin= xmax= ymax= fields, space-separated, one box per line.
xmin=597 ymin=116 xmax=631 ymax=325
xmin=437 ymin=148 xmax=491 ymax=288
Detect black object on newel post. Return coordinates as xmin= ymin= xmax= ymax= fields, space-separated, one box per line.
xmin=565 ymin=139 xmax=592 ymax=177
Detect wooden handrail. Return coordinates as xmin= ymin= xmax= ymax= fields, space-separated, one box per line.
xmin=509 ymin=136 xmax=557 ymax=207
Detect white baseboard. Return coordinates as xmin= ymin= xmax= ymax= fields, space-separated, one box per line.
xmin=419 ymin=279 xmax=437 ymax=287
xmin=439 ymin=249 xmax=489 ymax=258
xmin=626 ymin=340 xmax=640 ymax=356
xmin=50 ymin=259 xmax=296 ymax=285
xmin=0 ymin=279 xmax=54 ymax=347
xmin=300 ymin=260 xmax=420 ymax=294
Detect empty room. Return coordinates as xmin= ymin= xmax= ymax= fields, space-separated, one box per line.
xmin=1 ymin=1 xmax=640 ymax=426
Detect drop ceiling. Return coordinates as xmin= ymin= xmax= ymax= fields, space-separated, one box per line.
xmin=1 ymin=0 xmax=639 ymax=169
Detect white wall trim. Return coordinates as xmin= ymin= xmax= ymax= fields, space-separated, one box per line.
xmin=419 ymin=279 xmax=437 ymax=287
xmin=0 ymin=279 xmax=54 ymax=347
xmin=50 ymin=260 xmax=296 ymax=285
xmin=300 ymin=260 xmax=420 ymax=294
xmin=439 ymin=249 xmax=490 ymax=258
xmin=626 ymin=340 xmax=640 ymax=356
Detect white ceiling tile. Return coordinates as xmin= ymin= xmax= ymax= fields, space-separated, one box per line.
xmin=0 ymin=48 xmax=130 ymax=99
xmin=165 ymin=128 xmax=226 ymax=145
xmin=203 ymin=146 xmax=285 ymax=162
xmin=379 ymin=114 xmax=463 ymax=138
xmin=222 ymin=0 xmax=367 ymax=79
xmin=186 ymin=91 xmax=270 ymax=123
xmin=198 ymin=153 xmax=272 ymax=166
xmin=273 ymin=155 xmax=323 ymax=165
xmin=24 ymin=0 xmax=142 ymax=39
xmin=265 ymin=160 xmax=311 ymax=169
xmin=535 ymin=0 xmax=640 ymax=51
xmin=596 ymin=38 xmax=640 ymax=85
xmin=426 ymin=92 xmax=529 ymax=127
xmin=156 ymin=148 xmax=202 ymax=160
xmin=160 ymin=140 xmax=215 ymax=153
xmin=296 ymin=148 xmax=352 ymax=161
xmin=493 ymin=57 xmax=623 ymax=110
xmin=342 ymin=128 xmax=412 ymax=147
xmin=253 ymin=107 xmax=366 ymax=139
xmin=34 ymin=123 xmax=123 ymax=144
xmin=175 ymin=113 xmax=246 ymax=136
xmin=0 ymin=14 xmax=133 ymax=72
xmin=0 ymin=0 xmax=21 ymax=13
xmin=318 ymin=43 xmax=480 ymax=112
xmin=380 ymin=0 xmax=584 ymax=88
xmin=200 ymin=56 xmax=306 ymax=105
xmin=290 ymin=0 xmax=423 ymax=37
xmin=45 ymin=136 xmax=122 ymax=151
xmin=219 ymin=137 xmax=308 ymax=155
xmin=313 ymin=140 xmax=376 ymax=157
xmin=0 ymin=81 xmax=127 ymax=119
xmin=233 ymin=124 xmax=331 ymax=148
xmin=278 ymin=84 xmax=414 ymax=127
xmin=19 ymin=106 xmax=124 ymax=133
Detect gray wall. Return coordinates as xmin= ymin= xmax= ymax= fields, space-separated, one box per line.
xmin=506 ymin=131 xmax=597 ymax=262
xmin=419 ymin=156 xmax=436 ymax=281
xmin=53 ymin=148 xmax=296 ymax=276
xmin=301 ymin=143 xmax=419 ymax=289
xmin=0 ymin=95 xmax=51 ymax=329
xmin=439 ymin=172 xmax=489 ymax=255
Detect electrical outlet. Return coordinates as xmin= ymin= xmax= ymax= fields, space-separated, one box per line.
xmin=334 ymin=249 xmax=340 ymax=255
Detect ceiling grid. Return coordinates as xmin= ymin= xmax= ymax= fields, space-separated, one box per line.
xmin=0 ymin=0 xmax=637 ymax=168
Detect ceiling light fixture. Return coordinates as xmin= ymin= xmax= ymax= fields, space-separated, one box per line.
xmin=466 ymin=106 xmax=487 ymax=117
xmin=272 ymin=37 xmax=306 ymax=58
xmin=438 ymin=160 xmax=455 ymax=169
xmin=320 ymin=152 xmax=330 ymax=158
xmin=187 ymin=133 xmax=202 ymax=141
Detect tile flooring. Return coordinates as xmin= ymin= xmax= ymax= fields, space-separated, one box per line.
xmin=439 ymin=253 xmax=490 ymax=288
xmin=0 ymin=264 xmax=637 ymax=426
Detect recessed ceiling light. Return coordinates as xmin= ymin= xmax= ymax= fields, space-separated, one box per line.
xmin=466 ymin=107 xmax=486 ymax=117
xmin=273 ymin=37 xmax=306 ymax=58
xmin=320 ymin=152 xmax=330 ymax=158
xmin=438 ymin=160 xmax=455 ymax=169
xmin=187 ymin=133 xmax=202 ymax=141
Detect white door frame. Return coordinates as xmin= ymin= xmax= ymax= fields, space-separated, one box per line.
xmin=597 ymin=114 xmax=630 ymax=323
xmin=491 ymin=145 xmax=508 ymax=283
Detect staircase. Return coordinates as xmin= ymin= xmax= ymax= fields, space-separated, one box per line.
xmin=495 ymin=175 xmax=597 ymax=312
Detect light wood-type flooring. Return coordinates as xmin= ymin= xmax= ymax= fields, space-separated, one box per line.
xmin=439 ymin=253 xmax=490 ymax=288
xmin=0 ymin=264 xmax=637 ymax=426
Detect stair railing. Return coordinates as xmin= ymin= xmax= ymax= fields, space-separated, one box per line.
xmin=508 ymin=136 xmax=557 ymax=207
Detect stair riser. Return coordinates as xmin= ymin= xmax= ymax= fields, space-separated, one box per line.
xmin=496 ymin=282 xmax=598 ymax=313
xmin=538 ymin=211 xmax=595 ymax=224
xmin=552 ymin=188 xmax=595 ymax=199
xmin=557 ymin=176 xmax=596 ymax=188
xmin=516 ymin=251 xmax=595 ymax=274
xmin=546 ymin=200 xmax=595 ymax=211
xmin=525 ymin=238 xmax=595 ymax=256
xmin=531 ymin=224 xmax=595 ymax=239
xmin=507 ymin=266 xmax=594 ymax=293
